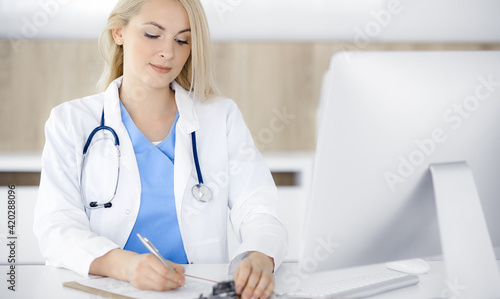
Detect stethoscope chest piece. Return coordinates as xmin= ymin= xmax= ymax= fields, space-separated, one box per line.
xmin=192 ymin=183 xmax=213 ymax=203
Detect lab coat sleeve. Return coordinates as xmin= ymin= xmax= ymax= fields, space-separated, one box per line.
xmin=33 ymin=107 xmax=119 ymax=278
xmin=225 ymin=103 xmax=288 ymax=273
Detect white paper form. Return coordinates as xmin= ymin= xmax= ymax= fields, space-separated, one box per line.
xmin=76 ymin=276 xmax=215 ymax=299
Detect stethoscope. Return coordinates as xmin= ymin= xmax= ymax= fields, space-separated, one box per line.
xmin=80 ymin=109 xmax=213 ymax=209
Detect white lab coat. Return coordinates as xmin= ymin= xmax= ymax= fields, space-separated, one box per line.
xmin=33 ymin=77 xmax=288 ymax=278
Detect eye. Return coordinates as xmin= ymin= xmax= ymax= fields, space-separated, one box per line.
xmin=144 ymin=33 xmax=160 ymax=39
xmin=175 ymin=38 xmax=189 ymax=45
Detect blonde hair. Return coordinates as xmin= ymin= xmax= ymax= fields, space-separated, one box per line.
xmin=97 ymin=0 xmax=219 ymax=101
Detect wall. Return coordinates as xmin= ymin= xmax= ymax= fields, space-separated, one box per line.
xmin=1 ymin=41 xmax=500 ymax=153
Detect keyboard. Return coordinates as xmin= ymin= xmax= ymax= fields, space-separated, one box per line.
xmin=277 ymin=271 xmax=420 ymax=298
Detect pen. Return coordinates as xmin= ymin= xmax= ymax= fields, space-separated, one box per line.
xmin=137 ymin=233 xmax=188 ymax=288
xmin=137 ymin=233 xmax=219 ymax=285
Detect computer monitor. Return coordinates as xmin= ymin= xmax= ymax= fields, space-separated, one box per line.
xmin=301 ymin=51 xmax=500 ymax=295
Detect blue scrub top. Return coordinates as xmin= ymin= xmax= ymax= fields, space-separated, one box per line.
xmin=120 ymin=101 xmax=188 ymax=264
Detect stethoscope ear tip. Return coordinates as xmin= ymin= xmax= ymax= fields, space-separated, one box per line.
xmin=88 ymin=201 xmax=112 ymax=208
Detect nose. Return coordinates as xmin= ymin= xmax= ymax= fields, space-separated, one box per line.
xmin=159 ymin=39 xmax=175 ymax=60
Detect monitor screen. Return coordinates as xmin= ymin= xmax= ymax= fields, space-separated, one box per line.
xmin=301 ymin=51 xmax=500 ymax=273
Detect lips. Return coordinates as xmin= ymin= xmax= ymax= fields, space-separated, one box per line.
xmin=150 ymin=63 xmax=172 ymax=74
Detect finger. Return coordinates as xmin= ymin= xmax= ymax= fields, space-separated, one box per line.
xmin=257 ymin=273 xmax=275 ymax=299
xmin=129 ymin=266 xmax=177 ymax=291
xmin=251 ymin=271 xmax=271 ymax=299
xmin=170 ymin=261 xmax=186 ymax=274
xmin=146 ymin=255 xmax=185 ymax=287
xmin=242 ymin=267 xmax=262 ymax=299
xmin=147 ymin=272 xmax=183 ymax=291
xmin=234 ymin=259 xmax=252 ymax=295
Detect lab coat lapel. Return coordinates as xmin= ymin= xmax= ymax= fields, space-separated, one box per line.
xmin=102 ymin=77 xmax=141 ymax=191
xmin=172 ymin=81 xmax=199 ymax=134
xmin=102 ymin=77 xmax=142 ymax=245
xmin=102 ymin=77 xmax=123 ymax=129
xmin=172 ymin=81 xmax=199 ymax=225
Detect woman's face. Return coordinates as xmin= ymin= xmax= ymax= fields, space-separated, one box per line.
xmin=115 ymin=0 xmax=192 ymax=91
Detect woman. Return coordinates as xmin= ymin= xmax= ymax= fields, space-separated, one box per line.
xmin=33 ymin=0 xmax=288 ymax=298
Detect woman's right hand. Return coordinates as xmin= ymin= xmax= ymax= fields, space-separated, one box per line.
xmin=90 ymin=249 xmax=185 ymax=291
xmin=126 ymin=253 xmax=186 ymax=291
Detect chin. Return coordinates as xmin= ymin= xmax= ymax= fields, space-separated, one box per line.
xmin=144 ymin=76 xmax=173 ymax=90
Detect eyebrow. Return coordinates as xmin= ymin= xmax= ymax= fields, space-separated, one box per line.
xmin=142 ymin=22 xmax=191 ymax=34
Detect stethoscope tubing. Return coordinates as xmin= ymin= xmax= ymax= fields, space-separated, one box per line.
xmin=81 ymin=109 xmax=212 ymax=209
xmin=81 ymin=110 xmax=121 ymax=209
xmin=191 ymin=131 xmax=204 ymax=184
xmin=83 ymin=110 xmax=120 ymax=155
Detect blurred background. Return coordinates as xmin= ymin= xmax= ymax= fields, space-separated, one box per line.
xmin=1 ymin=0 xmax=500 ymax=264
xmin=1 ymin=0 xmax=500 ymax=184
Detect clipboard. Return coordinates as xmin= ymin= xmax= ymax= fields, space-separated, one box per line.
xmin=63 ymin=280 xmax=135 ymax=299
xmin=63 ymin=276 xmax=215 ymax=299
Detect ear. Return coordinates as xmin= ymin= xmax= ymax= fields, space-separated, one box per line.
xmin=112 ymin=28 xmax=124 ymax=45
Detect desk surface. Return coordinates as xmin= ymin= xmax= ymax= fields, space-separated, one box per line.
xmin=0 ymin=261 xmax=490 ymax=298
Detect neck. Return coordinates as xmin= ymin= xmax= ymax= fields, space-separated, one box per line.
xmin=119 ymin=77 xmax=176 ymax=120
xmin=118 ymin=76 xmax=178 ymax=142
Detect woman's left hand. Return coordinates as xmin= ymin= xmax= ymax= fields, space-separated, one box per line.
xmin=233 ymin=251 xmax=275 ymax=299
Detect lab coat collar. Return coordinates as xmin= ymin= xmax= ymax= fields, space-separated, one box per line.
xmin=102 ymin=77 xmax=200 ymax=134
xmin=171 ymin=80 xmax=200 ymax=134
xmin=103 ymin=76 xmax=123 ymax=128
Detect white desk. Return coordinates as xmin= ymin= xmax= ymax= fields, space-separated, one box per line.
xmin=3 ymin=261 xmax=494 ymax=298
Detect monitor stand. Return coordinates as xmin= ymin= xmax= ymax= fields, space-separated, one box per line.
xmin=430 ymin=162 xmax=500 ymax=298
